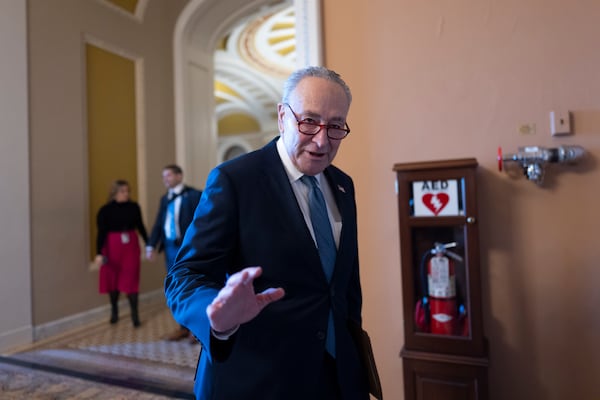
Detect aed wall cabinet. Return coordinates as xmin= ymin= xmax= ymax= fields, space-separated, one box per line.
xmin=393 ymin=158 xmax=488 ymax=400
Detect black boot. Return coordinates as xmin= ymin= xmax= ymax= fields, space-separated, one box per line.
xmin=128 ymin=293 xmax=141 ymax=328
xmin=109 ymin=291 xmax=119 ymax=324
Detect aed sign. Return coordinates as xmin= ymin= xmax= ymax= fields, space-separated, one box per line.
xmin=412 ymin=179 xmax=460 ymax=216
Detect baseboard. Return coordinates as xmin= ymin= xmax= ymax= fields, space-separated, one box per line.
xmin=0 ymin=325 xmax=34 ymax=355
xmin=33 ymin=289 xmax=166 ymax=342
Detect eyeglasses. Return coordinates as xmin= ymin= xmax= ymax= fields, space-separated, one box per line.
xmin=284 ymin=103 xmax=350 ymax=140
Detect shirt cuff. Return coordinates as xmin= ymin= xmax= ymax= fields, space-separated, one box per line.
xmin=211 ymin=325 xmax=240 ymax=340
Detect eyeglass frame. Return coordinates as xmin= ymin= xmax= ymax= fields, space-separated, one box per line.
xmin=283 ymin=103 xmax=351 ymax=140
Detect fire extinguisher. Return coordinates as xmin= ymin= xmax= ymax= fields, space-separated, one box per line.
xmin=415 ymin=241 xmax=468 ymax=336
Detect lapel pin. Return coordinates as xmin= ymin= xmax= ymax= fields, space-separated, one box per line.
xmin=337 ymin=185 xmax=346 ymax=193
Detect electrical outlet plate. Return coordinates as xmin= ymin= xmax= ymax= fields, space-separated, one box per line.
xmin=550 ymin=110 xmax=572 ymax=136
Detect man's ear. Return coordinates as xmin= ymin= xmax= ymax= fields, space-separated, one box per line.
xmin=277 ymin=103 xmax=285 ymax=134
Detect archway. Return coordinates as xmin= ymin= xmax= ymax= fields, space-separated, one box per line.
xmin=173 ymin=0 xmax=323 ymax=187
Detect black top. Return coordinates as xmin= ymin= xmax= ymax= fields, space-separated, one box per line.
xmin=96 ymin=200 xmax=148 ymax=254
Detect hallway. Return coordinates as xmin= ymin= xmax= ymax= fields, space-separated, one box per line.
xmin=0 ymin=302 xmax=197 ymax=399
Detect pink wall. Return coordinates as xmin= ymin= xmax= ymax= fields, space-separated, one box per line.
xmin=322 ymin=1 xmax=600 ymax=399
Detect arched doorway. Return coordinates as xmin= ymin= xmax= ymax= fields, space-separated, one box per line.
xmin=173 ymin=0 xmax=323 ymax=187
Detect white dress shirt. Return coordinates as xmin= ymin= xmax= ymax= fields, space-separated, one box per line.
xmin=164 ymin=182 xmax=185 ymax=240
xmin=276 ymin=138 xmax=342 ymax=248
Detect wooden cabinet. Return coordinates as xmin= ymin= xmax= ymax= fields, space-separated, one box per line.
xmin=393 ymin=158 xmax=488 ymax=400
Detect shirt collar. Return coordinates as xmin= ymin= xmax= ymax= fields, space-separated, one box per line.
xmin=170 ymin=183 xmax=185 ymax=196
xmin=276 ymin=136 xmax=324 ymax=185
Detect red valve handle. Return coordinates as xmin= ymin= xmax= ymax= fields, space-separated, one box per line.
xmin=497 ymin=146 xmax=503 ymax=171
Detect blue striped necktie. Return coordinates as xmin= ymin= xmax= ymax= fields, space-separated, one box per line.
xmin=301 ymin=175 xmax=336 ymax=357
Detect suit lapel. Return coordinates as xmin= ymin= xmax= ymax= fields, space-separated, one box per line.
xmin=323 ymin=168 xmax=354 ymax=283
xmin=259 ymin=140 xmax=310 ymax=237
xmin=259 ymin=140 xmax=327 ymax=279
xmin=259 ymin=139 xmax=355 ymax=284
xmin=323 ymin=168 xmax=350 ymax=224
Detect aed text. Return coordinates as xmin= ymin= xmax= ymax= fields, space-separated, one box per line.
xmin=420 ymin=180 xmax=449 ymax=191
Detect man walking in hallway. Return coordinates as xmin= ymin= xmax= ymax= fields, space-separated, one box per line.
xmin=165 ymin=66 xmax=370 ymax=399
xmin=146 ymin=164 xmax=202 ymax=341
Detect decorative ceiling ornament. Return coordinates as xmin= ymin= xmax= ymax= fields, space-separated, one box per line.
xmin=236 ymin=6 xmax=296 ymax=78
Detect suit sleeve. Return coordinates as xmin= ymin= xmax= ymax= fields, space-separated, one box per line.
xmin=148 ymin=197 xmax=166 ymax=249
xmin=134 ymin=203 xmax=148 ymax=244
xmin=164 ymin=167 xmax=239 ymax=361
xmin=190 ymin=188 xmax=202 ymax=209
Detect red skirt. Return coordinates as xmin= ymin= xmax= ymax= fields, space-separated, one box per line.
xmin=99 ymin=230 xmax=141 ymax=294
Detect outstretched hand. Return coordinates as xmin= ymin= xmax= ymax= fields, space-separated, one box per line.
xmin=206 ymin=266 xmax=285 ymax=333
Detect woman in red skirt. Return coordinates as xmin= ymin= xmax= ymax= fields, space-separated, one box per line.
xmin=95 ymin=180 xmax=148 ymax=327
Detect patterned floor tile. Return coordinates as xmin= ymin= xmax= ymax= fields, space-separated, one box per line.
xmin=1 ymin=302 xmax=199 ymax=399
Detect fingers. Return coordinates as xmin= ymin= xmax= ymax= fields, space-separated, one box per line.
xmin=226 ymin=266 xmax=262 ymax=287
xmin=144 ymin=249 xmax=155 ymax=261
xmin=206 ymin=297 xmax=227 ymax=318
xmin=207 ymin=265 xmax=284 ymax=332
xmin=207 ymin=286 xmax=285 ymax=331
xmin=257 ymin=287 xmax=285 ymax=306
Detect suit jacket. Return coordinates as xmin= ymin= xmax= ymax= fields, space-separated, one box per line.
xmin=148 ymin=185 xmax=202 ymax=252
xmin=165 ymin=138 xmax=369 ymax=400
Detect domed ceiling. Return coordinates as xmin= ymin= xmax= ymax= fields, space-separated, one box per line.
xmin=102 ymin=0 xmax=296 ymax=155
xmin=214 ymin=4 xmax=295 ymax=138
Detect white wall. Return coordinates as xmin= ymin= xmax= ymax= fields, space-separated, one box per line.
xmin=0 ymin=0 xmax=33 ymax=352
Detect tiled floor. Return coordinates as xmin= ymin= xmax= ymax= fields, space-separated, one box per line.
xmin=0 ymin=361 xmax=178 ymax=399
xmin=1 ymin=302 xmax=198 ymax=399
xmin=7 ymin=301 xmax=199 ymax=367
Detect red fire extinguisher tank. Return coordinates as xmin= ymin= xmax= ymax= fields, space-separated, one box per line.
xmin=427 ymin=254 xmax=457 ymax=335
xmin=416 ymin=242 xmax=467 ymax=336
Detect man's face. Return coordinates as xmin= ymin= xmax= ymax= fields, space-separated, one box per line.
xmin=278 ymin=77 xmax=350 ymax=176
xmin=162 ymin=169 xmax=183 ymax=189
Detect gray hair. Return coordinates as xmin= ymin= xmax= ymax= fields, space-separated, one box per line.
xmin=281 ymin=66 xmax=352 ymax=105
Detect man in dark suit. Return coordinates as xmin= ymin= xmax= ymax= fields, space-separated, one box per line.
xmin=165 ymin=66 xmax=369 ymax=399
xmin=146 ymin=164 xmax=201 ymax=341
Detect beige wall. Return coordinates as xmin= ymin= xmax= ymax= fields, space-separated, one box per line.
xmin=27 ymin=0 xmax=188 ymax=325
xmin=0 ymin=0 xmax=32 ymax=350
xmin=322 ymin=1 xmax=599 ymax=399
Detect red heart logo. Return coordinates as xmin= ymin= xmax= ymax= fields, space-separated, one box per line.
xmin=422 ymin=193 xmax=449 ymax=216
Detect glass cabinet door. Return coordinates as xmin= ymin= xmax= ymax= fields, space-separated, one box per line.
xmin=410 ymin=225 xmax=470 ymax=338
xmin=395 ymin=159 xmax=485 ymax=357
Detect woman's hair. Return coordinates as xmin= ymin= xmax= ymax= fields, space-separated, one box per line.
xmin=107 ymin=179 xmax=129 ymax=202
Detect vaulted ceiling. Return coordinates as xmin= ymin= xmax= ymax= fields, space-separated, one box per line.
xmin=102 ymin=0 xmax=295 ymax=138
xmin=214 ymin=4 xmax=295 ymax=137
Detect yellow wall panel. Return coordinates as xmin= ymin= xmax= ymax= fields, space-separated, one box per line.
xmin=218 ymin=113 xmax=260 ymax=136
xmin=86 ymin=43 xmax=138 ymax=259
